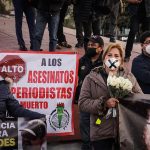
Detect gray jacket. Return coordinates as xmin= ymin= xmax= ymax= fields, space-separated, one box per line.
xmin=78 ymin=67 xmax=142 ymax=141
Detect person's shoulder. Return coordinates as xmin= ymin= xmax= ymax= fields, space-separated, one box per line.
xmin=133 ymin=54 xmax=144 ymax=63
xmin=92 ymin=66 xmax=103 ymax=72
xmin=80 ymin=55 xmax=88 ymax=61
xmin=79 ymin=55 xmax=90 ymax=64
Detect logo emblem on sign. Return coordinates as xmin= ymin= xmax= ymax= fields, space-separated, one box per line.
xmin=0 ymin=55 xmax=26 ymax=82
xmin=49 ymin=103 xmax=69 ymax=131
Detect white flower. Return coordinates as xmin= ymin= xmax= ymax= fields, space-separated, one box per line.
xmin=107 ymin=75 xmax=133 ymax=99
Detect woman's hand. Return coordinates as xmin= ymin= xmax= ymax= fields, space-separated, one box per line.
xmin=106 ymin=98 xmax=119 ymax=108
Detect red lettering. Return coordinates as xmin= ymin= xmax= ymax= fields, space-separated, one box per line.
xmin=67 ymin=87 xmax=72 ymax=98
xmin=20 ymin=101 xmax=48 ymax=109
xmin=69 ymin=70 xmax=74 ymax=83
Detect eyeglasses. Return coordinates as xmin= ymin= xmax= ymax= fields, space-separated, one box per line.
xmin=144 ymin=40 xmax=150 ymax=45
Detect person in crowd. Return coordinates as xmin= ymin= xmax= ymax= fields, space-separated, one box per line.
xmin=72 ymin=0 xmax=84 ymax=48
xmin=56 ymin=0 xmax=72 ymax=49
xmin=132 ymin=31 xmax=150 ymax=94
xmin=0 ymin=77 xmax=45 ymax=119
xmin=124 ymin=0 xmax=150 ymax=62
xmin=106 ymin=0 xmax=121 ymax=43
xmin=31 ymin=0 xmax=65 ymax=51
xmin=74 ymin=0 xmax=101 ymax=50
xmin=78 ymin=43 xmax=142 ymax=150
xmin=12 ymin=0 xmax=35 ymax=51
xmin=73 ymin=0 xmax=101 ymax=48
xmin=75 ymin=35 xmax=104 ymax=150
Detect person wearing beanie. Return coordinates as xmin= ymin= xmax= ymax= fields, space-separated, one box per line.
xmin=75 ymin=35 xmax=104 ymax=150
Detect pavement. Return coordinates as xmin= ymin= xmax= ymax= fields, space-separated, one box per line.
xmin=0 ymin=15 xmax=142 ymax=149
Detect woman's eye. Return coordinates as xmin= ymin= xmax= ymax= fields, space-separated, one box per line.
xmin=115 ymin=55 xmax=119 ymax=58
xmin=107 ymin=54 xmax=112 ymax=57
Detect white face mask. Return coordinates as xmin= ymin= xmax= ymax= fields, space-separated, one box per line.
xmin=145 ymin=45 xmax=150 ymax=55
xmin=104 ymin=58 xmax=121 ymax=71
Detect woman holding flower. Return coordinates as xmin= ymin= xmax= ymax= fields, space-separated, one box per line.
xmin=78 ymin=43 xmax=142 ymax=150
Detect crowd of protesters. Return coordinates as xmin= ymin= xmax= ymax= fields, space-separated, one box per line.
xmin=12 ymin=0 xmax=121 ymax=51
xmin=12 ymin=0 xmax=150 ymax=53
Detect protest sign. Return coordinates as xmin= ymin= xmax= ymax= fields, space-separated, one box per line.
xmin=0 ymin=52 xmax=78 ymax=136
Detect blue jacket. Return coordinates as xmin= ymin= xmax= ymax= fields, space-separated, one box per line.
xmin=132 ymin=53 xmax=150 ymax=94
xmin=0 ymin=80 xmax=45 ymax=119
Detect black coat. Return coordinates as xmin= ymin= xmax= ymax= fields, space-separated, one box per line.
xmin=0 ymin=80 xmax=45 ymax=119
xmin=77 ymin=0 xmax=93 ymax=22
xmin=30 ymin=0 xmax=65 ymax=14
xmin=74 ymin=54 xmax=103 ymax=103
xmin=132 ymin=53 xmax=150 ymax=94
xmin=128 ymin=0 xmax=150 ymax=17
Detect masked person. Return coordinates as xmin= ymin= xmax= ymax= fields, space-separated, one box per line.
xmin=78 ymin=43 xmax=142 ymax=150
xmin=75 ymin=35 xmax=104 ymax=150
xmin=132 ymin=31 xmax=150 ymax=94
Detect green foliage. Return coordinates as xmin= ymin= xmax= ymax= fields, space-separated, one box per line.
xmin=64 ymin=5 xmax=75 ymax=29
xmin=0 ymin=0 xmax=5 ymax=13
xmin=0 ymin=0 xmax=11 ymax=14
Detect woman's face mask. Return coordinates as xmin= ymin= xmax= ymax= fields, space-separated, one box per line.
xmin=104 ymin=58 xmax=121 ymax=71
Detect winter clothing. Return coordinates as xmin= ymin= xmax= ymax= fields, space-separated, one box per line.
xmin=77 ymin=0 xmax=93 ymax=23
xmin=32 ymin=0 xmax=65 ymax=15
xmin=32 ymin=0 xmax=65 ymax=51
xmin=78 ymin=66 xmax=142 ymax=142
xmin=132 ymin=53 xmax=150 ymax=94
xmin=75 ymin=54 xmax=103 ymax=103
xmin=0 ymin=80 xmax=45 ymax=119
xmin=76 ymin=53 xmax=103 ymax=150
xmin=125 ymin=0 xmax=150 ymax=58
xmin=128 ymin=0 xmax=150 ymax=17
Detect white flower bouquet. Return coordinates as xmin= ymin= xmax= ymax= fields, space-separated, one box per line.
xmin=96 ymin=75 xmax=133 ymax=124
xmin=105 ymin=75 xmax=133 ymax=119
xmin=107 ymin=75 xmax=133 ymax=99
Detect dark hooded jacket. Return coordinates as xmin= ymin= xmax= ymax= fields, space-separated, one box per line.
xmin=0 ymin=80 xmax=45 ymax=119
